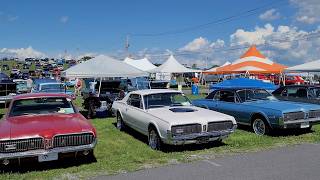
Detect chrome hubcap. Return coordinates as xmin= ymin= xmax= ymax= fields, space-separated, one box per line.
xmin=253 ymin=119 xmax=266 ymax=135
xmin=149 ymin=130 xmax=158 ymax=149
xmin=116 ymin=116 xmax=122 ymax=129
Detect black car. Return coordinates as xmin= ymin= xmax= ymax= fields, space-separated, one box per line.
xmin=272 ymin=85 xmax=320 ymax=104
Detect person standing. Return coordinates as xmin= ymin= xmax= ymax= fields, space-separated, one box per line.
xmin=75 ymin=78 xmax=83 ymax=96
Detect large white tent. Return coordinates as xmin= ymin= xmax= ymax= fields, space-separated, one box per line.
xmin=124 ymin=57 xmax=156 ymax=71
xmin=286 ymin=59 xmax=320 ymax=72
xmin=149 ymin=55 xmax=200 ymax=73
xmin=62 ymin=55 xmax=148 ymax=78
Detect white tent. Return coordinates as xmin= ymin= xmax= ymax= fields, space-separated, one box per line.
xmin=149 ymin=55 xmax=200 ymax=73
xmin=286 ymin=60 xmax=320 ymax=72
xmin=205 ymin=61 xmax=231 ymax=72
xmin=62 ymin=55 xmax=148 ymax=78
xmin=124 ymin=57 xmax=156 ymax=71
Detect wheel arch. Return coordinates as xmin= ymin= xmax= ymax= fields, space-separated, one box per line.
xmin=250 ymin=112 xmax=272 ymax=129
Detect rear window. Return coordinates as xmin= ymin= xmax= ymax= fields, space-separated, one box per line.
xmin=10 ymin=97 xmax=75 ymax=117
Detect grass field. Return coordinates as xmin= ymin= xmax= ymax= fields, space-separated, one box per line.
xmin=0 ymin=95 xmax=320 ymax=179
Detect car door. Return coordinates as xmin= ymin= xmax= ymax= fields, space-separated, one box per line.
xmin=215 ymin=90 xmax=243 ymax=121
xmin=123 ymin=94 xmax=147 ymax=134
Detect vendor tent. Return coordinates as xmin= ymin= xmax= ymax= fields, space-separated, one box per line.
xmin=149 ymin=55 xmax=200 ymax=73
xmin=286 ymin=59 xmax=320 ymax=72
xmin=124 ymin=57 xmax=157 ymax=71
xmin=62 ymin=55 xmax=148 ymax=78
xmin=204 ymin=61 xmax=231 ymax=73
xmin=216 ymin=45 xmax=287 ymax=74
xmin=210 ymin=78 xmax=278 ymax=91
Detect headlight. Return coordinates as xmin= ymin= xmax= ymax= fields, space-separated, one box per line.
xmin=175 ymin=128 xmax=184 ymax=134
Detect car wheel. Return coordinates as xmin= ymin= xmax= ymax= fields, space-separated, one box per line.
xmin=148 ymin=128 xmax=161 ymax=150
xmin=116 ymin=113 xmax=125 ymax=131
xmin=252 ymin=118 xmax=270 ymax=135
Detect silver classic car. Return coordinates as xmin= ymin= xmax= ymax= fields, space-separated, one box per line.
xmin=112 ymin=89 xmax=237 ymax=150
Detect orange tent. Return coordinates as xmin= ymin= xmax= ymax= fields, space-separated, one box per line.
xmin=212 ymin=45 xmax=287 ymax=74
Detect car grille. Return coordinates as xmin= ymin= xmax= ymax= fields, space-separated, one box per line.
xmin=171 ymin=124 xmax=201 ymax=136
xmin=283 ymin=111 xmax=305 ymax=121
xmin=53 ymin=133 xmax=95 ymax=148
xmin=0 ymin=138 xmax=44 ymax=153
xmin=208 ymin=121 xmax=234 ymax=132
xmin=309 ymin=110 xmax=320 ymax=118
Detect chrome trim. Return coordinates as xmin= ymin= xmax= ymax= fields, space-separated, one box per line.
xmin=0 ymin=137 xmax=45 ymax=153
xmin=0 ymin=140 xmax=96 ymax=160
xmin=52 ymin=132 xmax=95 ymax=148
xmin=283 ymin=117 xmax=320 ymax=125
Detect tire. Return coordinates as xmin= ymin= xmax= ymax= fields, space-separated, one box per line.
xmin=116 ymin=113 xmax=125 ymax=131
xmin=148 ymin=127 xmax=162 ymax=150
xmin=252 ymin=118 xmax=270 ymax=135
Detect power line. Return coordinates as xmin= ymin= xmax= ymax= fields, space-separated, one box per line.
xmin=130 ymin=0 xmax=287 ymax=37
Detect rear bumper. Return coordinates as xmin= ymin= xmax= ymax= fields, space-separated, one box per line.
xmin=0 ymin=141 xmax=96 ymax=160
xmin=165 ymin=127 xmax=236 ymax=145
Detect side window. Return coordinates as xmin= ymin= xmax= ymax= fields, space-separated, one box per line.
xmin=287 ymin=87 xmax=298 ymax=97
xmin=296 ymin=88 xmax=308 ymax=98
xmin=219 ymin=91 xmax=235 ymax=103
xmin=127 ymin=94 xmax=143 ymax=109
xmin=213 ymin=91 xmax=221 ymax=100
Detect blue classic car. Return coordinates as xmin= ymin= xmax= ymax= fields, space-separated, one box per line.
xmin=32 ymin=79 xmax=75 ymax=99
xmin=193 ymin=88 xmax=320 ymax=135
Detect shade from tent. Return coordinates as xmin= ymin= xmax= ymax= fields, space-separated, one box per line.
xmin=286 ymin=59 xmax=320 ymax=72
xmin=216 ymin=45 xmax=287 ymax=74
xmin=124 ymin=57 xmax=157 ymax=71
xmin=209 ymin=78 xmax=278 ymax=91
xmin=149 ymin=55 xmax=200 ymax=73
xmin=62 ymin=55 xmax=148 ymax=78
xmin=204 ymin=61 xmax=231 ymax=73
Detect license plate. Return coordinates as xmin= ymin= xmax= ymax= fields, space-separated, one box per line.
xmin=301 ymin=122 xmax=310 ymax=128
xmin=38 ymin=153 xmax=58 ymax=162
xmin=196 ymin=137 xmax=209 ymax=144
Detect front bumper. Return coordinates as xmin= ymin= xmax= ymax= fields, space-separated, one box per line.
xmin=165 ymin=128 xmax=236 ymax=145
xmin=281 ymin=118 xmax=320 ymax=129
xmin=0 ymin=141 xmax=96 ymax=160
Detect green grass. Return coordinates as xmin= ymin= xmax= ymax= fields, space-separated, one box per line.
xmin=0 ymin=95 xmax=320 ymax=179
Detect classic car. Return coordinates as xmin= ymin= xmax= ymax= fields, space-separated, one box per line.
xmin=272 ymin=85 xmax=320 ymax=105
xmin=0 ymin=73 xmax=16 ymax=106
xmin=0 ymin=93 xmax=97 ymax=165
xmin=32 ymin=80 xmax=75 ymax=99
xmin=112 ymin=89 xmax=237 ymax=150
xmin=13 ymin=79 xmax=30 ymax=94
xmin=192 ymin=88 xmax=320 ymax=135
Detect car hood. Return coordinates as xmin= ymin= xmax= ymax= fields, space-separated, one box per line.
xmin=243 ymin=100 xmax=320 ymax=112
xmin=1 ymin=113 xmax=93 ymax=140
xmin=146 ymin=106 xmax=236 ymax=126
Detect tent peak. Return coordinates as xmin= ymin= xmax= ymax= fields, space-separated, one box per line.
xmin=240 ymin=45 xmax=265 ymax=59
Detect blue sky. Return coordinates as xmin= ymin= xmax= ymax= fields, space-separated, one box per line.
xmin=0 ymin=0 xmax=320 ymax=66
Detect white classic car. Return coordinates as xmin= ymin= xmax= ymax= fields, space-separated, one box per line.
xmin=112 ymin=89 xmax=237 ymax=150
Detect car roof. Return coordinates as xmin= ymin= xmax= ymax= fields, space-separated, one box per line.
xmin=13 ymin=93 xmax=70 ymax=101
xmin=129 ymin=89 xmax=182 ymax=96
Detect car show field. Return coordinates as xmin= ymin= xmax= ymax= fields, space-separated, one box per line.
xmin=1 ymin=96 xmax=320 ymax=179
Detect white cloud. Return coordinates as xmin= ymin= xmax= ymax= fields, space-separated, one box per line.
xmin=210 ymin=39 xmax=225 ymax=48
xmin=179 ymin=37 xmax=210 ymax=52
xmin=290 ymin=0 xmax=320 ymax=24
xmin=259 ymin=9 xmax=281 ymax=21
xmin=7 ymin=15 xmax=18 ymax=22
xmin=0 ymin=46 xmax=46 ymax=59
xmin=60 ymin=16 xmax=69 ymax=23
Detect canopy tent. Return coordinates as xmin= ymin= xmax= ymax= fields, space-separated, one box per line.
xmin=204 ymin=61 xmax=231 ymax=73
xmin=124 ymin=57 xmax=157 ymax=71
xmin=286 ymin=59 xmax=320 ymax=72
xmin=210 ymin=78 xmax=278 ymax=91
xmin=62 ymin=55 xmax=148 ymax=78
xmin=215 ymin=45 xmax=287 ymax=74
xmin=149 ymin=55 xmax=201 ymax=73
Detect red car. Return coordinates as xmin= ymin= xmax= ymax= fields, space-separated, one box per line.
xmin=274 ymin=75 xmax=305 ymax=85
xmin=0 ymin=93 xmax=97 ymax=165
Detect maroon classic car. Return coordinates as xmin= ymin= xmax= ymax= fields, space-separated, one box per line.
xmin=0 ymin=93 xmax=97 ymax=165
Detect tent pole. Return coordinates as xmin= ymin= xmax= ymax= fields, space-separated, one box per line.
xmin=98 ymin=77 xmax=102 ymax=96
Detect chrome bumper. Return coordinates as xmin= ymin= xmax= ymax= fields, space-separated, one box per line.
xmin=165 ymin=128 xmax=236 ymax=145
xmin=284 ymin=117 xmax=320 ymax=125
xmin=0 ymin=141 xmax=96 ymax=160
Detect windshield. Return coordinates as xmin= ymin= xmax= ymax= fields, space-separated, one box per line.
xmin=237 ymin=89 xmax=276 ymax=102
xmin=10 ymin=97 xmax=75 ymax=117
xmin=144 ymin=93 xmax=191 ymax=109
xmin=40 ymin=84 xmax=64 ymax=91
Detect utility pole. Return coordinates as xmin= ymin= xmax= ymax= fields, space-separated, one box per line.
xmin=125 ymin=35 xmax=130 ymax=57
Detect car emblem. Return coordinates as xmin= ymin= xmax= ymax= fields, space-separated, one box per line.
xmin=5 ymin=144 xmax=17 ymax=151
